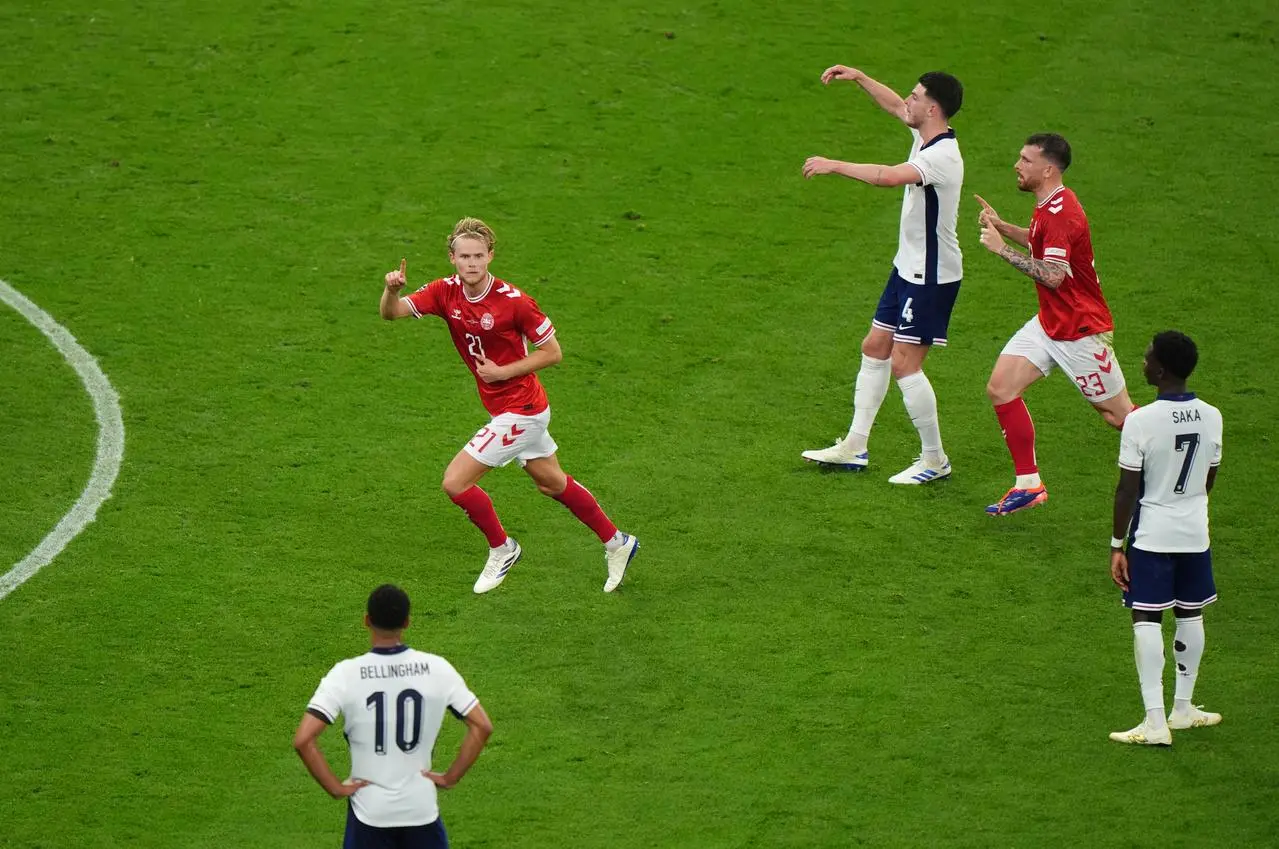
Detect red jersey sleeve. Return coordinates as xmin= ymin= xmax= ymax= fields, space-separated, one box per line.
xmin=515 ymin=294 xmax=556 ymax=346
xmin=404 ymin=279 xmax=448 ymax=318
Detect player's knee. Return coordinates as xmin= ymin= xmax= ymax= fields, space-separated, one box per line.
xmin=536 ymin=481 xmax=564 ymax=498
xmin=986 ymin=380 xmax=1011 ymax=405
xmin=1100 ymin=408 xmax=1126 ymax=431
xmin=861 ymin=335 xmax=891 ymax=360
xmin=890 ymin=356 xmax=921 ymax=380
xmin=441 ymin=476 xmax=466 ymax=499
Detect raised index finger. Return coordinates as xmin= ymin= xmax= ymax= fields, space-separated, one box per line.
xmin=399 ymin=258 xmax=407 ymax=276
xmin=973 ymin=194 xmax=993 ymax=210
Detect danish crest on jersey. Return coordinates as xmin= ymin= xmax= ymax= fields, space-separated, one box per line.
xmin=480 ymin=313 xmax=495 ymax=330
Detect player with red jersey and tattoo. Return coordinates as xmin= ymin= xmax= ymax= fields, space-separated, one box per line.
xmin=977 ymin=133 xmax=1135 ymax=516
xmin=380 ymin=218 xmax=638 ymax=593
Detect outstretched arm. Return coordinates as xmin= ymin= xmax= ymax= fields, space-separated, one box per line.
xmin=821 ymin=65 xmax=907 ymax=122
xmin=802 ymin=157 xmax=920 ymax=187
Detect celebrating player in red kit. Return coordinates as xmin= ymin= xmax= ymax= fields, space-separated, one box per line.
xmin=380 ymin=218 xmax=639 ymax=593
xmin=977 ymin=133 xmax=1134 ymax=516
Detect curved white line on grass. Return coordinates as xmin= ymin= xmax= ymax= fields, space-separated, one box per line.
xmin=0 ymin=279 xmax=124 ymax=601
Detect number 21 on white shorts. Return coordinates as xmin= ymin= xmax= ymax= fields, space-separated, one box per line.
xmin=463 ymin=408 xmax=558 ymax=468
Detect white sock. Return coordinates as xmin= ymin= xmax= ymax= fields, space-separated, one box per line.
xmin=1133 ymin=621 xmax=1167 ymax=728
xmin=604 ymin=531 xmax=626 ymax=552
xmin=897 ymin=370 xmax=944 ymax=464
xmin=491 ymin=537 xmax=513 ymax=552
xmin=1173 ymin=614 xmax=1205 ymax=707
xmin=846 ymin=355 xmax=891 ymax=451
xmin=1015 ymin=473 xmax=1042 ymax=489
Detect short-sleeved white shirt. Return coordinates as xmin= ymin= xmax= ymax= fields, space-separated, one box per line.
xmin=893 ymin=128 xmax=964 ymax=286
xmin=1118 ymin=394 xmax=1223 ymax=552
xmin=307 ymin=645 xmax=479 ymax=828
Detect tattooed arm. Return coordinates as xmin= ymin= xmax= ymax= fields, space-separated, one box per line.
xmin=996 ymin=246 xmax=1067 ymax=289
xmin=979 ymin=221 xmax=1067 ymax=289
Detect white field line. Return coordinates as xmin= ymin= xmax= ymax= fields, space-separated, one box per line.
xmin=0 ymin=279 xmax=124 ymax=601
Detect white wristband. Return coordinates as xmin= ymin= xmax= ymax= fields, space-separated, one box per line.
xmin=1110 ymin=536 xmax=1125 ymax=549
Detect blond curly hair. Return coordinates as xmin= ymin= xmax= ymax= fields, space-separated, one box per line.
xmin=447 ymin=217 xmax=495 ymax=253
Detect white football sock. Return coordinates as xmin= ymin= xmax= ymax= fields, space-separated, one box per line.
xmin=1133 ymin=621 xmax=1167 ymax=728
xmin=846 ymin=355 xmax=891 ymax=451
xmin=604 ymin=531 xmax=626 ymax=552
xmin=1173 ymin=614 xmax=1205 ymax=707
xmin=897 ymin=370 xmax=944 ymax=464
xmin=1015 ymin=473 xmax=1042 ymax=489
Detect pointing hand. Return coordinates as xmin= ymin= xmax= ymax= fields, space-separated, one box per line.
xmin=385 ymin=258 xmax=407 ymax=291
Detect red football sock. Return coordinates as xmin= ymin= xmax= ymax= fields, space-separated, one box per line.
xmin=995 ymin=398 xmax=1039 ymax=476
xmin=449 ymin=486 xmax=507 ymax=548
xmin=553 ymin=475 xmax=618 ymax=543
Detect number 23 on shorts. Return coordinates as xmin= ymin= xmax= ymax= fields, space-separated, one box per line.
xmin=1074 ymin=371 xmax=1106 ymax=397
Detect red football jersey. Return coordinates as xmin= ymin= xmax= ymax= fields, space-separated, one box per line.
xmin=404 ymin=275 xmax=555 ymax=416
xmin=1028 ymin=186 xmax=1114 ymax=341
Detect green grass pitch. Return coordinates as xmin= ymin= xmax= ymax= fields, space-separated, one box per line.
xmin=1 ymin=0 xmax=1277 ymax=846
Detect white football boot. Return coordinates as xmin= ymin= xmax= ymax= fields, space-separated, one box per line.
xmin=1108 ymin=719 xmax=1172 ymax=746
xmin=888 ymin=456 xmax=952 ymax=485
xmin=1167 ymin=705 xmax=1222 ymax=730
xmin=603 ymin=533 xmax=639 ymax=593
xmin=801 ymin=437 xmax=869 ymax=470
xmin=473 ymin=538 xmax=522 ymax=594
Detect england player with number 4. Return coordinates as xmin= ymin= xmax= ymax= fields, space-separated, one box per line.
xmin=800 ymin=65 xmax=965 ymax=485
xmin=294 ymin=585 xmax=493 ymax=847
xmin=1108 ymin=332 xmax=1223 ymax=746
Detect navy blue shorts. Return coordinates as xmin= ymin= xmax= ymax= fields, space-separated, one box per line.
xmin=344 ymin=805 xmax=448 ymax=849
xmin=871 ymin=269 xmax=961 ymax=347
xmin=1122 ymin=547 xmax=1217 ymax=611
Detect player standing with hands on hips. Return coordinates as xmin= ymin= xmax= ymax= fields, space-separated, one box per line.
xmin=1108 ymin=332 xmax=1223 ymax=746
xmin=381 ymin=218 xmax=639 ymax=593
xmin=800 ymin=64 xmax=966 ymax=485
xmin=977 ymin=134 xmax=1134 ymax=516
xmin=293 ymin=584 xmax=493 ymax=847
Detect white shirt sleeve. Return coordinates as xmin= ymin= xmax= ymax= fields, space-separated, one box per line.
xmin=306 ymin=662 xmax=346 ymax=724
xmin=1210 ymin=409 xmax=1223 ymax=466
xmin=1118 ymin=414 xmax=1144 ymax=471
xmin=908 ymin=143 xmax=959 ymax=187
xmin=438 ymin=659 xmax=479 ymax=718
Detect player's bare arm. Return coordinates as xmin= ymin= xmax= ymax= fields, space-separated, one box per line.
xmin=425 ymin=702 xmax=493 ymax=790
xmin=803 ymin=157 xmax=920 ymax=187
xmin=1110 ymin=467 xmax=1141 ymax=589
xmin=379 ymin=258 xmax=413 ymax=320
xmin=474 ymin=335 xmax=563 ymax=384
xmin=974 ymin=195 xmax=1029 ymax=246
xmin=821 ymin=64 xmax=907 ymax=122
xmin=979 ymin=222 xmax=1067 ymax=288
xmin=293 ymin=712 xmax=370 ymax=799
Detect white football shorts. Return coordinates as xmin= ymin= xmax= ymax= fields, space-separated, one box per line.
xmin=1001 ymin=315 xmax=1127 ymax=402
xmin=463 ymin=407 xmax=558 ymax=468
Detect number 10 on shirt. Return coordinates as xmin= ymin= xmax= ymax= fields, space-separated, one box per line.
xmin=366 ymin=689 xmax=424 ymax=755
